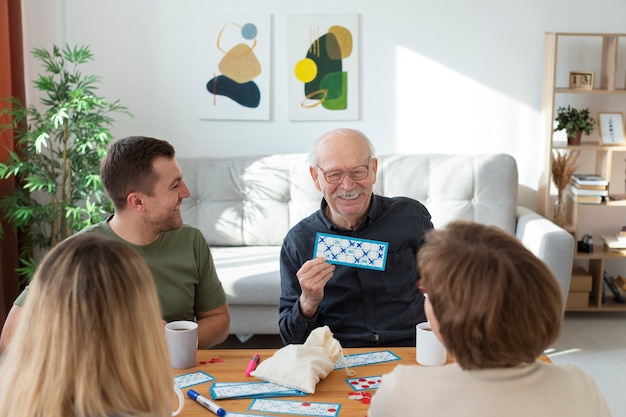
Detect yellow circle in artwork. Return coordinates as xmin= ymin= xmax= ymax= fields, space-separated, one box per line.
xmin=294 ymin=58 xmax=318 ymax=83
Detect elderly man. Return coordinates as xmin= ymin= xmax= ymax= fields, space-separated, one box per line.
xmin=279 ymin=128 xmax=434 ymax=347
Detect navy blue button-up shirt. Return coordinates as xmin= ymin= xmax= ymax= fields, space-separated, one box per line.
xmin=279 ymin=194 xmax=433 ymax=347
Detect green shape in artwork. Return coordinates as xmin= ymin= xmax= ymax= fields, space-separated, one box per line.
xmin=304 ymin=33 xmax=342 ymax=99
xmin=321 ymin=71 xmax=348 ymax=110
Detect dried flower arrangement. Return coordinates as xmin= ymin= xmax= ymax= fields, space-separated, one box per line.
xmin=551 ymin=149 xmax=579 ymax=226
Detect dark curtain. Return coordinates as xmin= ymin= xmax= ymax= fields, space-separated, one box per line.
xmin=0 ymin=0 xmax=23 ymax=329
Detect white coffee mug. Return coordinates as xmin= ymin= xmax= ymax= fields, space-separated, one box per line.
xmin=165 ymin=320 xmax=198 ymax=369
xmin=172 ymin=384 xmax=184 ymax=416
xmin=415 ymin=321 xmax=447 ymax=366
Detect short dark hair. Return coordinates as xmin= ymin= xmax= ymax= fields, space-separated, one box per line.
xmin=418 ymin=220 xmax=563 ymax=370
xmin=100 ymin=136 xmax=175 ymax=210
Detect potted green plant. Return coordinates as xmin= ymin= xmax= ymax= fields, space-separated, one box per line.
xmin=0 ymin=44 xmax=131 ymax=279
xmin=554 ymin=105 xmax=595 ymax=145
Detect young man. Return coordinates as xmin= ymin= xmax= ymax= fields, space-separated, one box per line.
xmin=279 ymin=128 xmax=434 ymax=347
xmin=0 ymin=136 xmax=230 ymax=351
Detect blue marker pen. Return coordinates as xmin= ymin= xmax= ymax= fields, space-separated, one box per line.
xmin=187 ymin=389 xmax=226 ymax=417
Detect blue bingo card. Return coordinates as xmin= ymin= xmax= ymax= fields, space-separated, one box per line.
xmin=210 ymin=381 xmax=306 ymax=399
xmin=249 ymin=399 xmax=341 ymax=417
xmin=174 ymin=370 xmax=215 ymax=388
xmin=334 ymin=350 xmax=401 ymax=369
xmin=313 ymin=232 xmax=388 ymax=271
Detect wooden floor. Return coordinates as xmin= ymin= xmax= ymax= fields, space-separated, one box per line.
xmin=213 ymin=313 xmax=626 ymax=416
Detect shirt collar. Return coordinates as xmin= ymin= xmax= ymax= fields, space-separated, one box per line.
xmin=320 ymin=194 xmax=376 ymax=232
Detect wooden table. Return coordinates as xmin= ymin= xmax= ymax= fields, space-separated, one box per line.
xmin=175 ymin=348 xmax=552 ymax=417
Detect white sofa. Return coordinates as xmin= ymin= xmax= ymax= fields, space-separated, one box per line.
xmin=178 ymin=153 xmax=574 ymax=338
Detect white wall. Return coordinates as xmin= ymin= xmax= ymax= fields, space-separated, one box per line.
xmin=19 ymin=0 xmax=626 ymax=212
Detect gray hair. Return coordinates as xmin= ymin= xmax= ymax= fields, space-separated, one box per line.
xmin=308 ymin=128 xmax=376 ymax=166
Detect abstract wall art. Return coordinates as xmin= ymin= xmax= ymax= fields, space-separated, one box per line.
xmin=287 ymin=13 xmax=359 ymax=121
xmin=195 ymin=13 xmax=271 ymax=120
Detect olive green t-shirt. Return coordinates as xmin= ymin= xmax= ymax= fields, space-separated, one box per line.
xmin=15 ymin=219 xmax=226 ymax=322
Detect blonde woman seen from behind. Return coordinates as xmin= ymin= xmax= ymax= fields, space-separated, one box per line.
xmin=368 ymin=220 xmax=612 ymax=417
xmin=0 ymin=233 xmax=174 ymax=417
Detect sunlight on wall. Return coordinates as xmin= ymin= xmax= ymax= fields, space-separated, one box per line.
xmin=394 ymin=45 xmax=545 ymax=207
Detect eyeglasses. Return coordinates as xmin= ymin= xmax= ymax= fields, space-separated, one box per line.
xmin=316 ymin=163 xmax=370 ymax=184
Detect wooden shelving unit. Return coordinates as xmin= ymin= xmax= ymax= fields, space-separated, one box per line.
xmin=540 ymin=32 xmax=626 ymax=312
xmin=571 ymin=246 xmax=626 ymax=311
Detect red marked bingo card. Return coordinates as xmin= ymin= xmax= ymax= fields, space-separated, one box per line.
xmin=346 ymin=375 xmax=383 ymax=391
xmin=249 ymin=399 xmax=341 ymax=417
xmin=225 ymin=414 xmax=279 ymax=417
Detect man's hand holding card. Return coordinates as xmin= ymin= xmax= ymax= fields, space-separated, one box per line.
xmin=297 ymin=257 xmax=336 ymax=319
xmin=297 ymin=233 xmax=390 ymax=319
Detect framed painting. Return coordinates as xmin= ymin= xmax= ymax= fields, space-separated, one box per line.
xmin=598 ymin=112 xmax=625 ymax=145
xmin=194 ymin=13 xmax=271 ymax=120
xmin=287 ymin=13 xmax=359 ymax=121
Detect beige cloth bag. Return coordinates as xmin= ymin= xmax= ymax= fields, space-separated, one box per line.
xmin=250 ymin=326 xmax=346 ymax=393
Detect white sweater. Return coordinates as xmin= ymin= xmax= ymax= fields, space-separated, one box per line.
xmin=368 ymin=361 xmax=612 ymax=417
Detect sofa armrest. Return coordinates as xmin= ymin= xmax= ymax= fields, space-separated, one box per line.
xmin=515 ymin=206 xmax=574 ymax=306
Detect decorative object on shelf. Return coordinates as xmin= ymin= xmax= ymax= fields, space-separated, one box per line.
xmin=568 ymin=71 xmax=594 ymax=90
xmin=554 ymin=105 xmax=595 ymax=145
xmin=603 ymin=271 xmax=625 ymax=303
xmin=551 ymin=149 xmax=579 ymax=227
xmin=577 ymin=234 xmax=593 ymax=253
xmin=597 ymin=112 xmax=625 ymax=145
xmin=0 ymin=44 xmax=132 ymax=279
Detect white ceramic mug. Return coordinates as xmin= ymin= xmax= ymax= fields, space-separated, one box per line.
xmin=172 ymin=384 xmax=184 ymax=416
xmin=415 ymin=321 xmax=447 ymax=366
xmin=165 ymin=320 xmax=198 ymax=369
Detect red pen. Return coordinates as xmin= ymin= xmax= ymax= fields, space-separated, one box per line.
xmin=245 ymin=353 xmax=260 ymax=377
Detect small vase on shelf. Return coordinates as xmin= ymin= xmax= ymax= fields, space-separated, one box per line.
xmin=553 ymin=194 xmax=566 ymax=228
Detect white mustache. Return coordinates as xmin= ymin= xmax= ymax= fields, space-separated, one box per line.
xmin=332 ymin=190 xmax=363 ymax=200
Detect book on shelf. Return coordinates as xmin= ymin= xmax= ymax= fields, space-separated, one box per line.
xmin=616 ymin=275 xmax=626 ymax=291
xmin=610 ymin=226 xmax=626 ymax=243
xmin=568 ymin=179 xmax=608 ymax=190
xmin=571 ymin=173 xmax=609 ymax=187
xmin=601 ymin=234 xmax=626 ymax=249
xmin=568 ymin=184 xmax=609 ymax=196
xmin=568 ymin=193 xmax=603 ymax=204
xmin=603 ymin=271 xmax=626 ymax=304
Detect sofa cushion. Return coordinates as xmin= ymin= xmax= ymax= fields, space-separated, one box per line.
xmin=211 ymin=246 xmax=281 ymax=305
xmin=179 ymin=154 xmax=318 ymax=246
xmin=375 ymin=154 xmax=517 ymax=234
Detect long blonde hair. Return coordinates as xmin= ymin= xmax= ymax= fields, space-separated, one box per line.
xmin=0 ymin=233 xmax=173 ymax=417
